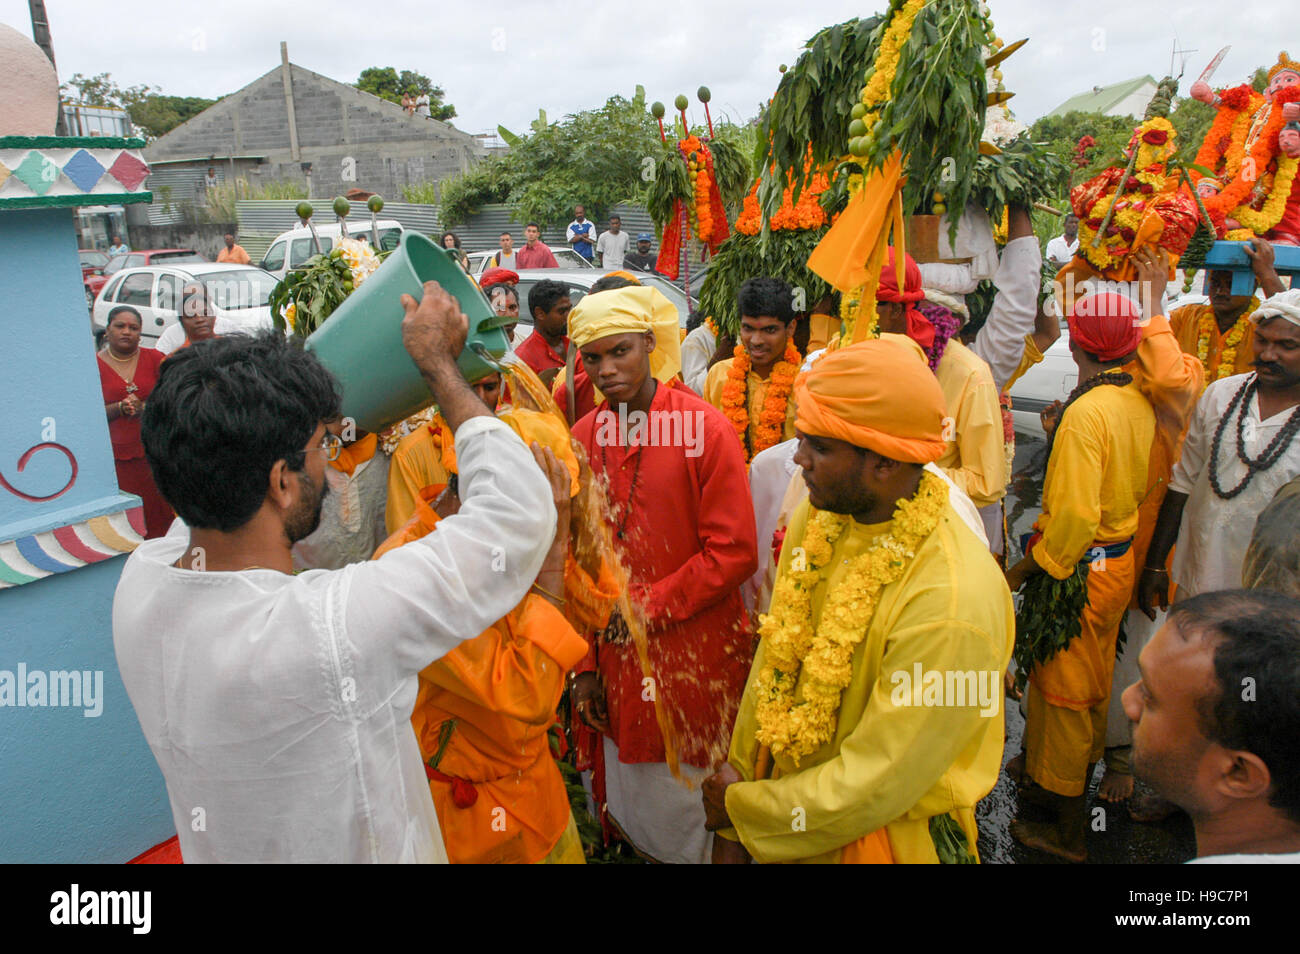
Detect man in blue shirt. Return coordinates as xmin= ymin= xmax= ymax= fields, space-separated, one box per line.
xmin=566 ymin=205 xmax=595 ymax=262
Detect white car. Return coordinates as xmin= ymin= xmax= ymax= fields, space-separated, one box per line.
xmin=258 ymin=220 xmax=405 ymax=280
xmin=465 ymin=247 xmax=594 ymax=276
xmin=91 ymin=263 xmax=278 ymax=349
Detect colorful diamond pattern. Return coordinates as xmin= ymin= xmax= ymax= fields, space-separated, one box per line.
xmin=0 ymin=160 xmax=9 ymax=189
xmin=12 ymin=150 xmax=59 ymax=195
xmin=62 ymin=149 xmax=105 ymax=192
xmin=107 ymin=152 xmax=149 ymax=191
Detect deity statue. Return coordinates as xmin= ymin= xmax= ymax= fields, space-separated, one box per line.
xmin=1190 ymin=52 xmax=1300 ymax=244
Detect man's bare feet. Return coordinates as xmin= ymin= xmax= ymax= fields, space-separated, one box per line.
xmin=1016 ymin=777 xmax=1058 ymax=811
xmin=1097 ymin=767 xmax=1134 ymax=803
xmin=1010 ymin=819 xmax=1087 ymax=863
xmin=1005 ymin=751 xmax=1026 ymax=784
xmin=1129 ymin=791 xmax=1178 ymax=823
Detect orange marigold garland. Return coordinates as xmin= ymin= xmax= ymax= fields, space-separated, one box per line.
xmin=721 ymin=341 xmax=801 ymax=461
xmin=1193 ymin=84 xmax=1300 ymax=232
xmin=736 ymin=159 xmax=831 ymax=236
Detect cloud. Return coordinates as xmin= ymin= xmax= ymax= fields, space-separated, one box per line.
xmin=2 ymin=0 xmax=1290 ymax=138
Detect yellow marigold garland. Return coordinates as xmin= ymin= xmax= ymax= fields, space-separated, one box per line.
xmin=1230 ymin=155 xmax=1298 ymax=234
xmin=1196 ymin=303 xmax=1257 ymax=383
xmin=754 ymin=470 xmax=949 ymax=763
xmin=721 ymin=342 xmax=800 ymax=461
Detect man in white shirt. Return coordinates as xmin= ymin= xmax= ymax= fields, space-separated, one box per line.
xmin=1045 ymin=214 xmax=1079 ymax=268
xmin=114 ymin=282 xmax=558 ymax=862
xmin=1123 ymin=589 xmax=1300 ymax=864
xmin=596 ymin=215 xmax=630 ymax=269
xmin=108 ymin=234 xmax=130 ymax=256
xmin=1139 ymin=292 xmax=1300 ymax=611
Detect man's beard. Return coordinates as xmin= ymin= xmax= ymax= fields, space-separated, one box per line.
xmin=286 ymin=471 xmax=328 ymax=543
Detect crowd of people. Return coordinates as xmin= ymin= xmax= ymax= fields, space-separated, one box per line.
xmin=100 ymin=198 xmax=1300 ymax=864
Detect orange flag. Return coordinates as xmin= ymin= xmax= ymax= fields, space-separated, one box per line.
xmin=807 ymin=152 xmax=905 ymax=293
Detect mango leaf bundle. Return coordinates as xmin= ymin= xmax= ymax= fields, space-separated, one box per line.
xmin=269 ymin=252 xmax=353 ymax=338
xmin=696 ymin=228 xmax=832 ymax=337
xmin=929 ymin=812 xmax=977 ymax=864
xmin=1012 ymin=562 xmax=1090 ymax=692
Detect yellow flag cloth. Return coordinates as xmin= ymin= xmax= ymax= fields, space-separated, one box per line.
xmin=566 ymin=285 xmax=681 ymax=385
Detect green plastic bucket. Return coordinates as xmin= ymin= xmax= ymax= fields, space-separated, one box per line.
xmin=305 ymin=231 xmax=510 ymax=432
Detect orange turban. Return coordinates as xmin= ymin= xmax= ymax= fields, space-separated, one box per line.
xmin=793 ymin=335 xmax=948 ymax=463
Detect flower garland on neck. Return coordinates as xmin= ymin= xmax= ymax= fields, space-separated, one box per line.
xmin=1196 ymin=301 xmax=1258 ymax=383
xmin=1231 ymin=155 xmax=1298 ymax=234
xmin=721 ymin=341 xmax=800 ymax=461
xmin=1194 ymin=85 xmax=1300 ymax=228
xmin=754 ymin=470 xmax=949 ymax=764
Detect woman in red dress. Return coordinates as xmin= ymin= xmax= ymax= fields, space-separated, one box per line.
xmin=97 ymin=306 xmax=171 ymax=538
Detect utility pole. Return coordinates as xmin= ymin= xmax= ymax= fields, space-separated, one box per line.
xmin=28 ymin=0 xmax=69 ymax=135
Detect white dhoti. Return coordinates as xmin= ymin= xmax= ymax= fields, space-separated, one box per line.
xmin=603 ymin=737 xmax=713 ymax=864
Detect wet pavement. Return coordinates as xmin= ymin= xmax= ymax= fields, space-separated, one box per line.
xmin=976 ymin=434 xmax=1198 ymax=864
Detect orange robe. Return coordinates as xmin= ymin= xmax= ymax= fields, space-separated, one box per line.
xmin=375 ymin=493 xmax=620 ymax=863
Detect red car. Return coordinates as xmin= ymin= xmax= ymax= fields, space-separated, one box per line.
xmin=85 ymin=248 xmax=207 ymax=307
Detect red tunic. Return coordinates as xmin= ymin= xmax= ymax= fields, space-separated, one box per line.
xmin=97 ymin=347 xmax=172 ymax=538
xmin=572 ymin=381 xmax=757 ymax=767
xmin=513 ymin=330 xmax=568 ymax=376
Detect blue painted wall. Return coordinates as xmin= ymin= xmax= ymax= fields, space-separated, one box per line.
xmin=0 ymin=207 xmax=126 ymax=535
xmin=0 ymin=203 xmax=172 ymax=860
xmin=0 ymin=558 xmax=173 ymax=862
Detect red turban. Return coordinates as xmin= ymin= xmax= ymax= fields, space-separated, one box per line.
xmin=1067 ymin=292 xmax=1143 ymax=361
xmin=480 ymin=268 xmax=519 ymax=290
xmin=876 ymin=248 xmax=935 ymax=351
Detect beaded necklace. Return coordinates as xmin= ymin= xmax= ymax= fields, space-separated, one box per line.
xmin=1208 ymin=374 xmax=1300 ymax=500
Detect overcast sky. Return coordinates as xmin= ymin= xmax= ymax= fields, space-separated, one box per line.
xmin=3 ymin=0 xmax=1290 ymax=137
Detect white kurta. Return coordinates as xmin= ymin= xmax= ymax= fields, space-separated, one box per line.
xmin=970 ymin=234 xmax=1042 ymax=393
xmin=113 ymin=417 xmax=555 ymax=863
xmin=1169 ymin=373 xmax=1300 ymax=598
xmin=292 ymin=453 xmax=391 ymax=571
xmin=680 ymin=323 xmax=717 ymax=395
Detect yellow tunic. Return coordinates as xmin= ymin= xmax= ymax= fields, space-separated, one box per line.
xmin=934 ymin=340 xmax=1008 ymax=508
xmin=702 ymin=358 xmax=798 ymax=450
xmin=1031 ymin=379 xmax=1155 ymax=580
xmin=385 ymin=425 xmax=452 ymax=534
xmin=722 ymin=498 xmax=1014 ymax=863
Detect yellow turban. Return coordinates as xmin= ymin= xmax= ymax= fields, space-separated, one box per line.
xmin=793 ymin=335 xmax=948 ymax=463
xmin=566 ymin=285 xmax=682 ymax=385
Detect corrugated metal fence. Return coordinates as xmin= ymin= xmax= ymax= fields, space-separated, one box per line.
xmin=232 ymin=200 xmax=671 ymax=263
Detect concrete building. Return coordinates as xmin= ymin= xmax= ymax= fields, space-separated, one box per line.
xmin=140 ymin=44 xmax=486 ymax=223
xmin=1045 ymin=75 xmax=1158 ymax=120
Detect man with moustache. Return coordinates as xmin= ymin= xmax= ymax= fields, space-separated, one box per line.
xmin=112 ymin=284 xmax=558 ymax=862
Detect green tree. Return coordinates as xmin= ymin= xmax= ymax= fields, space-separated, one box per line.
xmin=355 ymin=67 xmax=456 ymax=121
xmin=436 ymin=88 xmax=672 ymax=227
xmin=127 ymin=95 xmax=216 ymax=139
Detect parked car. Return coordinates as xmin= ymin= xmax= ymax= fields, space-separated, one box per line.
xmin=86 ymin=249 xmax=207 ymax=306
xmin=506 ymin=269 xmax=697 ymax=349
xmin=259 ymin=220 xmax=404 ymax=280
xmin=465 ymin=247 xmax=593 ymax=277
xmin=90 ymin=263 xmax=278 ymax=349
xmin=1007 ymin=290 xmax=1207 ymax=439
